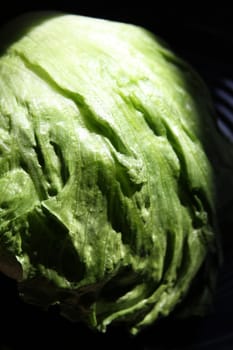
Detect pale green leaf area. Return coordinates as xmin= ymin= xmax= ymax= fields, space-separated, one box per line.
xmin=0 ymin=13 xmax=231 ymax=334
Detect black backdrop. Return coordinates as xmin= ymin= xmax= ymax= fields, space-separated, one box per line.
xmin=1 ymin=4 xmax=233 ymax=64
xmin=0 ymin=3 xmax=233 ymax=350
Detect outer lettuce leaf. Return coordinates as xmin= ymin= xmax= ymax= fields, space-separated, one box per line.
xmin=0 ymin=13 xmax=230 ymax=334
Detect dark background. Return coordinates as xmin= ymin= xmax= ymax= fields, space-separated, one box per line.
xmin=0 ymin=3 xmax=233 ymax=349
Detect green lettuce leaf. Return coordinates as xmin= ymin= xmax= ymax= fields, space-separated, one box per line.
xmin=0 ymin=12 xmax=231 ymax=334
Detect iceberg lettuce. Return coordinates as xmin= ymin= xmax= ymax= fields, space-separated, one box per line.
xmin=0 ymin=12 xmax=231 ymax=334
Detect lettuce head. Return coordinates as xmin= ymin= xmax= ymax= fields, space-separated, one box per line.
xmin=0 ymin=12 xmax=232 ymax=334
